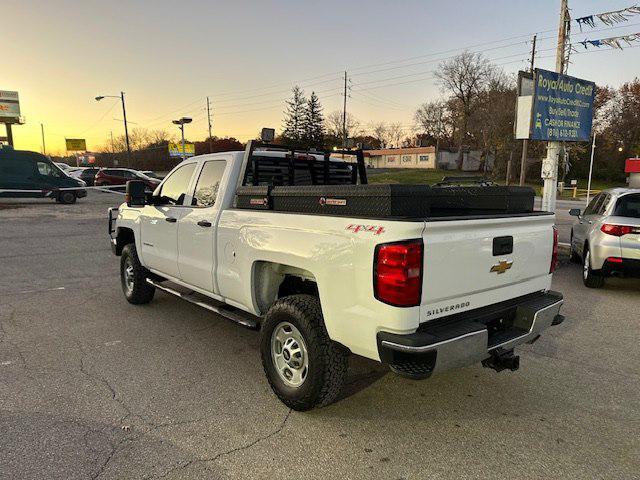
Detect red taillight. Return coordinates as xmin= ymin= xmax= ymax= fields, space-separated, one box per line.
xmin=607 ymin=256 xmax=623 ymax=264
xmin=550 ymin=226 xmax=559 ymax=274
xmin=601 ymin=224 xmax=633 ymax=237
xmin=374 ymin=240 xmax=423 ymax=307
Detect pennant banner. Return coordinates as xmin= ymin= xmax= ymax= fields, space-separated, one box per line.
xmin=579 ymin=33 xmax=640 ymax=50
xmin=575 ymin=5 xmax=640 ymax=30
xmin=598 ymin=6 xmax=640 ymax=26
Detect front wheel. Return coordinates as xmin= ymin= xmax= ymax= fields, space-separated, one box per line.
xmin=260 ymin=294 xmax=348 ymax=411
xmin=583 ymin=247 xmax=605 ymax=288
xmin=120 ymin=244 xmax=155 ymax=304
xmin=56 ymin=191 xmax=77 ymax=204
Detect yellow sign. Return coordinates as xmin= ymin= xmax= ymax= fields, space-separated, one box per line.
xmin=65 ymin=138 xmax=87 ymax=151
xmin=168 ymin=142 xmax=195 ymax=157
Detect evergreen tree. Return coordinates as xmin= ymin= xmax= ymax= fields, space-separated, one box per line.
xmin=303 ymin=91 xmax=325 ymax=148
xmin=281 ymin=86 xmax=306 ymax=143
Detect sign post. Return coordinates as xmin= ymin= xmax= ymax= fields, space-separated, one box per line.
xmin=0 ymin=90 xmax=22 ymax=147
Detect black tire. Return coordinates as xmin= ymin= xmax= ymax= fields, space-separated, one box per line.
xmin=260 ymin=294 xmax=348 ymax=411
xmin=57 ymin=191 xmax=77 ymax=204
xmin=583 ymin=246 xmax=605 ymax=288
xmin=120 ymin=243 xmax=155 ymax=304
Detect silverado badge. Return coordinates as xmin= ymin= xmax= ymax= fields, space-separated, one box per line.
xmin=490 ymin=260 xmax=513 ymax=274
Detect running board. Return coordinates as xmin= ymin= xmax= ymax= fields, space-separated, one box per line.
xmin=146 ymin=278 xmax=260 ymax=330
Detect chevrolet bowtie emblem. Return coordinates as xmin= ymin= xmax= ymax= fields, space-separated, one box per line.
xmin=490 ymin=260 xmax=513 ymax=274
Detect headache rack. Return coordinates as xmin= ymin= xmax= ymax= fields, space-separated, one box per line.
xmin=239 ymin=140 xmax=368 ymax=187
xmin=234 ymin=140 xmax=537 ymax=218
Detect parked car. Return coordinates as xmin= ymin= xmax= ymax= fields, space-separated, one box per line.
xmin=108 ymin=142 xmax=564 ymax=411
xmin=55 ymin=162 xmax=73 ymax=173
xmin=0 ymin=148 xmax=86 ymax=203
xmin=95 ymin=168 xmax=160 ymax=190
xmin=570 ymin=188 xmax=640 ymax=287
xmin=140 ymin=170 xmax=162 ymax=180
xmin=72 ymin=167 xmax=102 ymax=186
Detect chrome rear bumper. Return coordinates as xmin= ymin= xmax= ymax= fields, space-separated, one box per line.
xmin=377 ymin=291 xmax=563 ymax=378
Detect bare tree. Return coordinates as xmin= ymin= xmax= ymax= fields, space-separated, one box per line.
xmin=326 ymin=111 xmax=362 ymax=144
xmin=414 ymin=100 xmax=450 ymax=139
xmin=385 ymin=122 xmax=405 ymax=148
xmin=369 ymin=122 xmax=388 ymax=148
xmin=147 ymin=129 xmax=175 ymax=146
xmin=434 ymin=51 xmax=496 ymax=144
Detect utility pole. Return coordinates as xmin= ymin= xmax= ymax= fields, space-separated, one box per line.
xmin=541 ymin=0 xmax=570 ymax=212
xmin=586 ymin=132 xmax=596 ymax=205
xmin=206 ymin=96 xmax=213 ymax=152
xmin=519 ymin=34 xmax=537 ymax=186
xmin=342 ymin=71 xmax=348 ymax=149
xmin=41 ymin=123 xmax=46 ymax=155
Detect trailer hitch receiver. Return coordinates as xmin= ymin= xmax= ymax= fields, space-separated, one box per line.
xmin=482 ymin=348 xmax=520 ymax=373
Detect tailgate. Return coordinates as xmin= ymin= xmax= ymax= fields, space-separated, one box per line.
xmin=419 ymin=214 xmax=555 ymax=322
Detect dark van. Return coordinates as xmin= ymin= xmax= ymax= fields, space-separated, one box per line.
xmin=0 ymin=147 xmax=86 ymax=204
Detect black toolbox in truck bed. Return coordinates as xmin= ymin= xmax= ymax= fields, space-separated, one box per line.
xmin=235 ymin=184 xmax=535 ymax=218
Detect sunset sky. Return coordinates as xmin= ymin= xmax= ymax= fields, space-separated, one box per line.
xmin=4 ymin=0 xmax=640 ymax=155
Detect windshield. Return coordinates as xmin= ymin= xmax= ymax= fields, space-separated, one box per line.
xmin=613 ymin=193 xmax=640 ymax=219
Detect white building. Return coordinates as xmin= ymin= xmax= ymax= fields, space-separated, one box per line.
xmin=364 ymin=147 xmax=436 ymax=169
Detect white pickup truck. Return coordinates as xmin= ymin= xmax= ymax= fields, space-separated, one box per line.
xmin=108 ymin=142 xmax=564 ymax=411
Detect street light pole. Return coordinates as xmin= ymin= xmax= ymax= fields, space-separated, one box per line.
xmin=95 ymin=92 xmax=132 ymax=168
xmin=172 ymin=117 xmax=192 ymax=161
xmin=181 ymin=124 xmax=186 ymax=160
xmin=120 ymin=92 xmax=131 ymax=168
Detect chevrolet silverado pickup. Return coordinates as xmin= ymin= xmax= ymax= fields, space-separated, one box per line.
xmin=108 ymin=141 xmax=564 ymax=411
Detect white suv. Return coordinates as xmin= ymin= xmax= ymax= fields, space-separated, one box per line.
xmin=570 ymin=188 xmax=640 ymax=287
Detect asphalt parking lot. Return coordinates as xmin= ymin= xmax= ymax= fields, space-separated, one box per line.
xmin=1 ymin=192 xmax=639 ymax=480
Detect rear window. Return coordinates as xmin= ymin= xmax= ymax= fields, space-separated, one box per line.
xmin=613 ymin=194 xmax=640 ymax=218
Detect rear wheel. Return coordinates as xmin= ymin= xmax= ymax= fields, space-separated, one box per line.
xmin=120 ymin=243 xmax=155 ymax=304
xmin=583 ymin=247 xmax=605 ymax=288
xmin=260 ymin=294 xmax=348 ymax=411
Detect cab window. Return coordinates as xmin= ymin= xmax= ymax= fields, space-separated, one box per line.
xmin=154 ymin=163 xmax=196 ymax=205
xmin=36 ymin=161 xmax=62 ymax=178
xmin=192 ymin=161 xmax=226 ymax=207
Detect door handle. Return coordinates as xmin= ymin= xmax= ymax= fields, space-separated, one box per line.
xmin=165 ymin=217 xmax=177 ymax=223
xmin=197 ymin=220 xmax=212 ymax=228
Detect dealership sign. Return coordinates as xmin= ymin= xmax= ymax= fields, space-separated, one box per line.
xmin=515 ymin=69 xmax=595 ymax=142
xmin=0 ymin=90 xmax=20 ymax=122
xmin=169 ymin=142 xmax=195 ymax=157
xmin=66 ymin=138 xmax=87 ymax=151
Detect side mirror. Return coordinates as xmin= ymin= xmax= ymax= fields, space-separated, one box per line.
xmin=569 ymin=208 xmax=581 ymax=217
xmin=125 ymin=180 xmax=147 ymax=207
